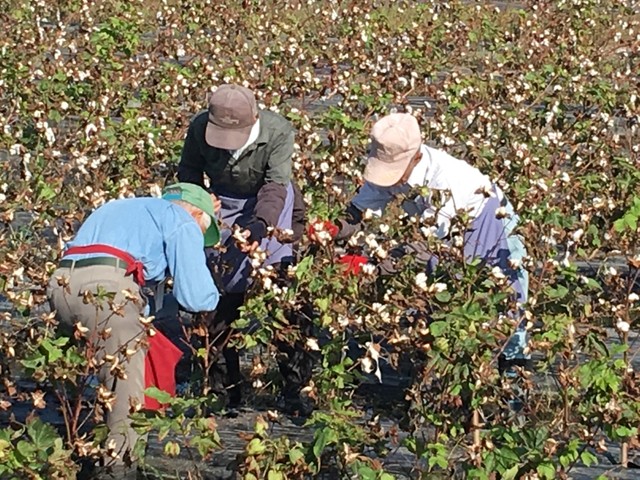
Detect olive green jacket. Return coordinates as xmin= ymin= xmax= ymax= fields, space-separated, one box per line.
xmin=178 ymin=109 xmax=296 ymax=237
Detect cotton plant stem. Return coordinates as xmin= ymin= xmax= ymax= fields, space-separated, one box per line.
xmin=621 ymin=329 xmax=629 ymax=467
xmin=472 ymin=408 xmax=481 ymax=448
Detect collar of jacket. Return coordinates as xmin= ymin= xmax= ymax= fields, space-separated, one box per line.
xmin=242 ymin=111 xmax=270 ymax=150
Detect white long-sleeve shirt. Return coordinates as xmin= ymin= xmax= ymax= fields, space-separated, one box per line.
xmin=352 ymin=144 xmax=496 ymax=238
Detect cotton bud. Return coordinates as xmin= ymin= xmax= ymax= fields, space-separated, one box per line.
xmin=421 ymin=226 xmax=436 ymax=238
xmin=286 ymin=264 xmax=297 ymax=278
xmin=429 ymin=282 xmax=448 ymax=293
xmin=415 ymin=272 xmax=428 ymax=291
xmin=508 ymin=258 xmax=522 ymax=269
xmin=347 ymin=231 xmax=365 ymax=247
xmin=139 ymin=315 xmax=155 ymax=325
xmin=149 ymin=184 xmax=162 ymax=197
xmin=616 ymin=319 xmax=630 ymax=333
xmin=232 ymin=228 xmax=248 ymax=243
xmin=371 ymin=303 xmax=385 ymax=313
xmin=374 ymin=246 xmax=388 ymax=259
xmin=361 ymin=263 xmax=377 ymax=276
xmin=491 ymin=266 xmax=506 ymax=280
xmin=305 ymin=338 xmax=320 ymax=351
xmin=75 ymin=322 xmax=89 ymax=334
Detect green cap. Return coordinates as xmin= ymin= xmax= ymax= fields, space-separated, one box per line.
xmin=162 ymin=182 xmax=220 ymax=247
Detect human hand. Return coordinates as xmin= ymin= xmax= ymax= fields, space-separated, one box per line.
xmin=239 ymin=229 xmax=260 ymax=254
xmin=210 ymin=193 xmax=221 ymax=215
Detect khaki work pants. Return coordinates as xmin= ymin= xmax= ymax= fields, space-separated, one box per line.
xmin=47 ymin=264 xmax=147 ymax=465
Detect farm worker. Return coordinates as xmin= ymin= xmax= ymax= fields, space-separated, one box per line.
xmin=310 ymin=113 xmax=529 ymax=369
xmin=178 ymin=84 xmax=309 ymax=414
xmin=47 ymin=183 xmax=221 ymax=474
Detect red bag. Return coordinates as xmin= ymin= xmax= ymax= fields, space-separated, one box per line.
xmin=338 ymin=254 xmax=369 ymax=276
xmin=144 ymin=330 xmax=183 ymax=410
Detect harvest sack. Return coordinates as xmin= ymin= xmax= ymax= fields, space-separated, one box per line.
xmin=144 ymin=330 xmax=183 ymax=410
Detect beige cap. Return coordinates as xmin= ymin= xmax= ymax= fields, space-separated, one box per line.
xmin=205 ymin=84 xmax=258 ymax=150
xmin=363 ymin=113 xmax=422 ymax=187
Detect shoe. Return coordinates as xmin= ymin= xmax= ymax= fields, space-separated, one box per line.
xmin=227 ymin=384 xmax=242 ymax=410
xmin=280 ymin=394 xmax=314 ymax=419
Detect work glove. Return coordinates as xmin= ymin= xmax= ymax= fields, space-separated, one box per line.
xmin=307 ymin=219 xmax=339 ymax=245
xmin=337 ymin=254 xmax=369 ymax=276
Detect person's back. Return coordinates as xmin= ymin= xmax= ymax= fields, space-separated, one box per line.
xmin=414 ymin=145 xmax=493 ymax=219
xmin=47 ymin=185 xmax=220 ymax=477
xmin=68 ymin=197 xmax=197 ymax=281
xmin=66 ymin=196 xmax=218 ymax=313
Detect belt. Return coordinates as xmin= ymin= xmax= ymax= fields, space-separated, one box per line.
xmin=62 ymin=244 xmax=146 ymax=286
xmin=59 ymin=257 xmax=129 ymax=270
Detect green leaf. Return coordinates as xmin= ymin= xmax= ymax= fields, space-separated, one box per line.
xmin=49 ymin=337 xmax=70 ymax=347
xmin=315 ymin=297 xmax=330 ymax=312
xmin=93 ymin=424 xmax=109 ymax=444
xmin=15 ymin=440 xmax=36 ymax=461
xmin=267 ymin=470 xmax=284 ymax=480
xmin=144 ymin=387 xmax=171 ymax=405
xmin=429 ymin=321 xmax=448 ymax=337
xmin=288 ymin=448 xmax=304 ymax=464
xmin=313 ymin=427 xmax=337 ymax=459
xmin=435 ymin=291 xmax=451 ymax=303
xmin=613 ymin=218 xmax=626 ymax=232
xmin=41 ymin=340 xmax=64 ymax=363
xmin=21 ymin=355 xmax=45 ymax=370
xmin=547 ymin=285 xmax=569 ymax=299
xmin=502 ymin=465 xmax=521 ymax=480
xmin=246 ymin=438 xmax=266 ymax=456
xmin=614 ymin=426 xmax=637 ymax=438
xmin=536 ymin=462 xmax=556 ymax=479
xmin=163 ymin=441 xmax=180 ymax=457
xmin=27 ymin=418 xmax=58 ymax=450
xmin=355 ymin=464 xmax=377 ymax=480
xmin=580 ymin=450 xmax=598 ymax=467
xmin=295 ymin=255 xmax=313 ymax=280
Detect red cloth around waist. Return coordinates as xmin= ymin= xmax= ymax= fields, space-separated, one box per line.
xmin=63 ymin=244 xmax=146 ymax=286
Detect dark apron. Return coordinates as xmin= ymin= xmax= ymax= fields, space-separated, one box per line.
xmin=210 ymin=182 xmax=295 ymax=294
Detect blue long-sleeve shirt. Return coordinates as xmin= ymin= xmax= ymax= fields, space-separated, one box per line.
xmin=65 ymin=197 xmax=219 ymax=312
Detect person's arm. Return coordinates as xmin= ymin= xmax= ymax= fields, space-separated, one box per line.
xmin=165 ymin=222 xmax=220 ymax=312
xmin=377 ymin=241 xmax=439 ymax=276
xmin=245 ymin=129 xmax=294 ymax=243
xmin=177 ymin=116 xmax=206 ymax=188
xmin=332 ymin=182 xmax=391 ymax=242
xmin=334 ymin=203 xmax=364 ymax=241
